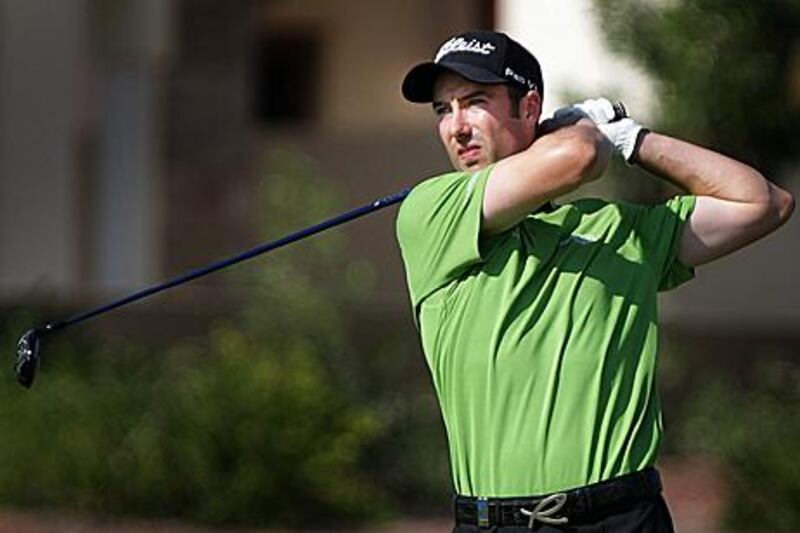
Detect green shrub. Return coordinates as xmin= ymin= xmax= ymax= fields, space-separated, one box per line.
xmin=678 ymin=359 xmax=800 ymax=531
xmin=0 ymin=312 xmax=387 ymax=527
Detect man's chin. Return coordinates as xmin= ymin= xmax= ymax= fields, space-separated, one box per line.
xmin=455 ymin=158 xmax=489 ymax=172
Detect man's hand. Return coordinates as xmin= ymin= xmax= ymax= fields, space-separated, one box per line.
xmin=559 ymin=98 xmax=620 ymax=124
xmin=544 ymin=98 xmax=645 ymax=163
xmin=598 ymin=118 xmax=645 ymax=163
xmin=538 ymin=98 xmax=617 ymax=136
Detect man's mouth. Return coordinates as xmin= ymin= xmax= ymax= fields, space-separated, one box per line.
xmin=457 ymin=145 xmax=482 ymax=162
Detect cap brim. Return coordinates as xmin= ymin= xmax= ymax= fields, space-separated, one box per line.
xmin=401 ymin=61 xmax=507 ymax=103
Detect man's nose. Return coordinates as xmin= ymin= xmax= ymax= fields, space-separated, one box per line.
xmin=449 ymin=106 xmax=471 ymax=141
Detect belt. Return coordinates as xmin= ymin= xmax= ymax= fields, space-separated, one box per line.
xmin=454 ymin=467 xmax=663 ymax=528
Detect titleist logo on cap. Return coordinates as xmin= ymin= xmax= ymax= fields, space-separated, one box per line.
xmin=435 ymin=37 xmax=496 ymax=63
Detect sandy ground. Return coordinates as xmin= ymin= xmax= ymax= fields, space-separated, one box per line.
xmin=0 ymin=457 xmax=726 ymax=532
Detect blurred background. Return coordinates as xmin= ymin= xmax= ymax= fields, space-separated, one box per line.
xmin=0 ymin=0 xmax=798 ymax=531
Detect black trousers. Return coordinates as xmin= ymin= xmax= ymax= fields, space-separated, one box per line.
xmin=453 ymin=493 xmax=675 ymax=532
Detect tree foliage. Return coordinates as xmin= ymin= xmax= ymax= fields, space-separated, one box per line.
xmin=678 ymin=359 xmax=800 ymax=530
xmin=594 ymin=0 xmax=800 ymax=179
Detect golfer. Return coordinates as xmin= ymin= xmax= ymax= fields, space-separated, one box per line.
xmin=395 ymin=30 xmax=794 ymax=532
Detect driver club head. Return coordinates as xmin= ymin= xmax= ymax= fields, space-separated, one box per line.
xmin=15 ymin=328 xmax=42 ymax=388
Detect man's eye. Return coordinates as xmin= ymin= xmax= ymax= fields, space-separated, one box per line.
xmin=434 ymin=106 xmax=450 ymax=116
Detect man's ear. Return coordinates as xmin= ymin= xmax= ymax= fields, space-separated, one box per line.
xmin=521 ymin=90 xmax=542 ymax=125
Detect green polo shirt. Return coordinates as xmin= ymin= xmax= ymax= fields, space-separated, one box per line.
xmin=395 ymin=166 xmax=695 ymax=497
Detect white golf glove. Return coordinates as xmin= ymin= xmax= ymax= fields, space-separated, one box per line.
xmin=554 ymin=97 xmax=619 ymax=124
xmin=553 ymin=98 xmax=646 ymax=163
xmin=597 ymin=118 xmax=646 ymax=163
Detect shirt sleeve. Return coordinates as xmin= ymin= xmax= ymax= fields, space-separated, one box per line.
xmin=395 ymin=167 xmax=492 ymax=308
xmin=635 ymin=195 xmax=697 ymax=291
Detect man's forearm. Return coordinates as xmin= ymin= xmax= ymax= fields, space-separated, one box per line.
xmin=633 ymin=130 xmax=794 ymax=266
xmin=633 ymin=132 xmax=772 ymax=204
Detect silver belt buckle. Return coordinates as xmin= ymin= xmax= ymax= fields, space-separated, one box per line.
xmin=520 ymin=492 xmax=569 ymax=528
xmin=476 ymin=497 xmax=489 ymax=527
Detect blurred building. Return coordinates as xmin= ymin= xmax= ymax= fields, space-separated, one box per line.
xmin=0 ymin=0 xmax=489 ymax=329
xmin=0 ymin=0 xmax=797 ymax=338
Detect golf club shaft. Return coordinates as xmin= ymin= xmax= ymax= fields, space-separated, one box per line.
xmin=38 ymin=102 xmax=629 ymax=334
xmin=44 ymin=189 xmax=410 ymax=333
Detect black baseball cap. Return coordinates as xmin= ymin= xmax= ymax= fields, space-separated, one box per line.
xmin=402 ymin=30 xmax=543 ymax=103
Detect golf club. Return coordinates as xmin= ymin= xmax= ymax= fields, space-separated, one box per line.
xmin=13 ymin=189 xmax=409 ymax=388
xmin=13 ymin=101 xmax=628 ymax=389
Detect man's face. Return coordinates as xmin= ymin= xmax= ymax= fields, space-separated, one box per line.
xmin=432 ymin=71 xmax=538 ymax=172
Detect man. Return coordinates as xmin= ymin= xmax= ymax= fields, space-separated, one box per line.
xmin=395 ymin=30 xmax=794 ymax=532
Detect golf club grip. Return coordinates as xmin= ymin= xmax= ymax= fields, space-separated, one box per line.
xmin=612 ymin=101 xmax=627 ymax=121
xmin=46 ymin=189 xmax=411 ymax=332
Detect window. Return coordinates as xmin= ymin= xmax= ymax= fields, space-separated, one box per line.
xmin=253 ymin=32 xmax=321 ymax=125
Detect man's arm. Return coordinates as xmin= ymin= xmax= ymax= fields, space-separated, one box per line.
xmin=633 ymin=132 xmax=795 ymax=267
xmin=482 ymin=119 xmax=612 ymax=235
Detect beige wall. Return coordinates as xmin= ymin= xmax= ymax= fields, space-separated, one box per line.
xmin=254 ymin=0 xmax=485 ymax=131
